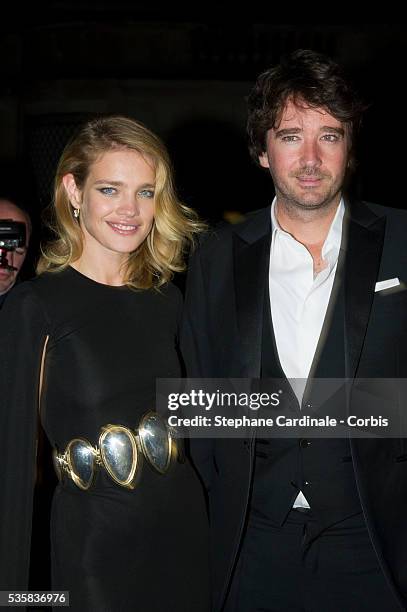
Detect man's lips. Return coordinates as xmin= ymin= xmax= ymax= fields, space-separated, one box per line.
xmin=295 ymin=176 xmax=324 ymax=187
xmin=106 ymin=222 xmax=140 ymax=235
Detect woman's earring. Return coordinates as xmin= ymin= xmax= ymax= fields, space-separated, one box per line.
xmin=73 ymin=208 xmax=80 ymax=219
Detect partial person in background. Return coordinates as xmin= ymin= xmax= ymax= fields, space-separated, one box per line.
xmin=0 ymin=198 xmax=31 ymax=308
xmin=0 ymin=116 xmax=210 ymax=611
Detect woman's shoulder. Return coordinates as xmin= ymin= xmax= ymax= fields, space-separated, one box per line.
xmin=3 ymin=269 xmax=74 ymax=320
xmin=160 ymin=279 xmax=182 ymax=299
xmin=33 ymin=267 xmax=73 ymax=290
xmin=3 ymin=276 xmax=48 ymax=309
xmin=0 ymin=278 xmax=51 ymax=336
xmin=142 ymin=281 xmax=183 ymax=323
xmin=156 ymin=280 xmax=183 ymax=309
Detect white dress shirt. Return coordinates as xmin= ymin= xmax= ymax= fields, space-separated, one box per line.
xmin=269 ymin=197 xmax=345 ymax=508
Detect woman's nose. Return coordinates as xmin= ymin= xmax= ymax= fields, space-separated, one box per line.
xmin=116 ymin=197 xmax=140 ymax=217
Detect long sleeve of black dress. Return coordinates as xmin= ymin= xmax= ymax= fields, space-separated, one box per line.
xmin=0 ymin=282 xmax=50 ymax=589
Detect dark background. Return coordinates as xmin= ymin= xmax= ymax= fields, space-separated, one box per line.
xmin=1 ymin=2 xmax=406 ymax=591
xmin=1 ymin=6 xmax=406 ymax=230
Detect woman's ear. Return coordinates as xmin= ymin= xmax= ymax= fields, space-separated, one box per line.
xmin=62 ymin=174 xmax=82 ymax=211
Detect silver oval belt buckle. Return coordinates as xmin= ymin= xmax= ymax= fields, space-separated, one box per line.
xmin=138 ymin=411 xmax=172 ymax=474
xmin=53 ymin=438 xmax=97 ymax=491
xmin=99 ymin=424 xmax=139 ymax=489
xmin=53 ymin=411 xmax=177 ymax=490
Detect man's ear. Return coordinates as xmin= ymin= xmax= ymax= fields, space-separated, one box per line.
xmin=62 ymin=174 xmax=82 ymax=209
xmin=258 ymin=152 xmax=270 ymax=169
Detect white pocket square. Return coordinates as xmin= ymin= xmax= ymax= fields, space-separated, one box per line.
xmin=375 ymin=278 xmax=400 ymax=292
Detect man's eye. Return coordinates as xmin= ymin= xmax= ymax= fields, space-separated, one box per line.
xmin=15 ymin=248 xmax=26 ymax=255
xmin=281 ymin=135 xmax=300 ymax=142
xmin=322 ymin=134 xmax=340 ymax=142
xmin=138 ymin=189 xmax=155 ymax=198
xmin=98 ymin=187 xmax=116 ymax=195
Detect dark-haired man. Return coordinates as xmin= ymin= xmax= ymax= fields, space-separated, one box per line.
xmin=181 ymin=50 xmax=407 ymax=611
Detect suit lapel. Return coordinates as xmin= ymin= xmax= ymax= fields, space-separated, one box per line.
xmin=343 ymin=201 xmax=386 ymax=379
xmin=297 ymin=200 xmax=386 ymax=406
xmin=231 ymin=200 xmax=385 ymax=386
xmin=233 ymin=208 xmax=271 ymax=378
xmin=302 ymin=250 xmax=346 ymax=405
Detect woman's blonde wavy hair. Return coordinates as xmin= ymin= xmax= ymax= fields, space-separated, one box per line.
xmin=37 ymin=115 xmax=205 ymax=289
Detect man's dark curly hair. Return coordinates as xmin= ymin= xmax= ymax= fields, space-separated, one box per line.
xmin=247 ymin=49 xmax=366 ymax=170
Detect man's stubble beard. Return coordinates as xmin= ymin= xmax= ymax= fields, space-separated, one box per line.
xmin=273 ymin=172 xmax=344 ymax=220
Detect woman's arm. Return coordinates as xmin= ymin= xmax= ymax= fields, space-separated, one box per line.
xmin=0 ymin=282 xmax=49 ymax=589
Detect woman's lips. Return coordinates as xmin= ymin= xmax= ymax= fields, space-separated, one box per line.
xmin=107 ymin=222 xmax=139 ymax=235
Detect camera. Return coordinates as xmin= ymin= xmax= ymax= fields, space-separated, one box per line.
xmin=0 ymin=219 xmax=26 ymax=271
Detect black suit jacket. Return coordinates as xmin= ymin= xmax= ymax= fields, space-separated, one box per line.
xmin=181 ymin=199 xmax=407 ymax=611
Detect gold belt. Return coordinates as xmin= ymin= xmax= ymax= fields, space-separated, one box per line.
xmin=53 ymin=411 xmax=180 ymax=491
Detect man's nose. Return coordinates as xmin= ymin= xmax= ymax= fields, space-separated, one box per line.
xmin=6 ymin=250 xmax=14 ymax=268
xmin=0 ymin=250 xmax=14 ymax=271
xmin=300 ymin=139 xmax=322 ymax=167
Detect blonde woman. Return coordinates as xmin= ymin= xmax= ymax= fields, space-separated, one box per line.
xmin=0 ymin=116 xmax=209 ymax=611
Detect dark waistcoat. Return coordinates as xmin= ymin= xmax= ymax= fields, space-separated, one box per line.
xmin=250 ymin=273 xmax=362 ymax=531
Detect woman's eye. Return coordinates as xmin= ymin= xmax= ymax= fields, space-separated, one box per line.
xmin=98 ymin=187 xmax=116 ymax=195
xmin=138 ymin=189 xmax=155 ymax=198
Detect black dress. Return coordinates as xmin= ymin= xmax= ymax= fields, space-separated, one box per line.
xmin=0 ymin=267 xmax=210 ymax=612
